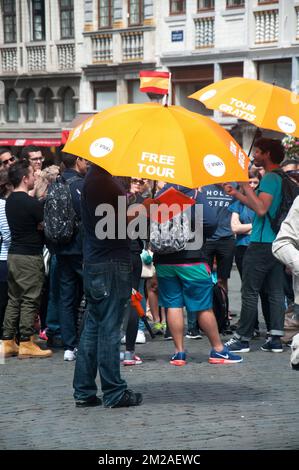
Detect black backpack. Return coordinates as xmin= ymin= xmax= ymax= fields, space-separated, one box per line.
xmin=213 ymin=283 xmax=230 ymax=333
xmin=44 ymin=175 xmax=81 ymax=244
xmin=267 ymin=169 xmax=299 ymax=234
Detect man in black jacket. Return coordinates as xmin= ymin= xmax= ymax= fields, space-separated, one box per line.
xmin=54 ymin=153 xmax=88 ymax=361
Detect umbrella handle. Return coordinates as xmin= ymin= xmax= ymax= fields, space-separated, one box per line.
xmin=248 ymin=127 xmax=262 ymax=160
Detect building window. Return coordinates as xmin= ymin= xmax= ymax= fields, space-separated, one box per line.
xmin=198 ymin=0 xmax=214 ymax=11
xmin=3 ymin=0 xmax=16 ymax=43
xmin=128 ymin=0 xmax=143 ymax=26
xmin=226 ymin=0 xmax=245 ymax=8
xmin=44 ymin=89 xmax=54 ymax=122
xmin=94 ymin=82 xmax=116 ymax=111
xmin=6 ymin=90 xmax=18 ymax=122
xmin=99 ymin=0 xmax=113 ymax=28
xmin=60 ymin=0 xmax=74 ymax=39
xmin=32 ymin=0 xmax=45 ymax=41
xmin=170 ymin=0 xmax=186 ymax=15
xmin=63 ymin=87 xmax=76 ymax=121
xmin=26 ymin=90 xmax=36 ymax=122
xmin=258 ymin=60 xmax=292 ymax=90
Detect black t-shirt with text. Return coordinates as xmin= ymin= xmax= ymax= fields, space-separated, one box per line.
xmin=5 ymin=192 xmax=44 ymax=255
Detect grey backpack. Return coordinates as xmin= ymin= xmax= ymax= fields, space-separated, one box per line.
xmin=44 ymin=176 xmax=80 ymax=244
xmin=150 ymin=212 xmax=191 ymax=254
xmin=150 ymin=189 xmax=198 ymax=254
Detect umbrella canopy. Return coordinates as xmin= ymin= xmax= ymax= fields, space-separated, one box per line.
xmin=189 ymin=77 xmax=299 ymax=137
xmin=63 ymin=103 xmax=249 ymax=188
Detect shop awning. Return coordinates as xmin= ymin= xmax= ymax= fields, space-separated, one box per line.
xmin=0 ymin=137 xmax=62 ymax=147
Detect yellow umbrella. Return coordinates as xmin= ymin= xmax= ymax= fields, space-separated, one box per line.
xmin=189 ymin=77 xmax=299 ymax=137
xmin=63 ymin=103 xmax=249 ymax=188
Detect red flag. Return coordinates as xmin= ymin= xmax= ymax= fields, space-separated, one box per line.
xmin=140 ymin=70 xmax=170 ymax=95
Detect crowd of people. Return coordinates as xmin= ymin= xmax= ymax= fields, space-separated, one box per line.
xmin=0 ymin=137 xmax=299 ymax=408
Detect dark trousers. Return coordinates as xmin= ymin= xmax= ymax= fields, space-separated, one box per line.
xmin=236 ymin=243 xmax=285 ymax=341
xmin=73 ymin=260 xmax=132 ymax=407
xmin=125 ymin=253 xmax=142 ymax=351
xmin=235 ymin=245 xmax=270 ymax=332
xmin=56 ymin=255 xmax=83 ymax=350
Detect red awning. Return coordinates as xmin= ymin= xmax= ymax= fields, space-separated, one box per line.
xmin=0 ymin=138 xmax=62 ymax=147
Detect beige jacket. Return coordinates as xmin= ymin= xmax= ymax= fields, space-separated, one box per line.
xmin=273 ymin=196 xmax=299 ymax=310
xmin=272 ymin=196 xmax=299 ymax=276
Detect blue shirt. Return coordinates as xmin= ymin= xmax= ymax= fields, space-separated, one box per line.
xmin=228 ymin=200 xmax=255 ymax=247
xmin=250 ymin=172 xmax=282 ymax=243
xmin=201 ymin=184 xmax=235 ymax=240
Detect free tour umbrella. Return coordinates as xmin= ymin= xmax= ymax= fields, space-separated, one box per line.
xmin=63 ymin=102 xmax=249 ymax=188
xmin=189 ymin=77 xmax=299 ymax=138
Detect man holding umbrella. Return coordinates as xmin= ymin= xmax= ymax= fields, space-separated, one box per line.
xmin=223 ymin=138 xmax=286 ymax=353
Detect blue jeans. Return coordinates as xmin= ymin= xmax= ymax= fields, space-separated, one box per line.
xmin=73 ymin=260 xmax=132 ymax=407
xmin=45 ymin=256 xmax=61 ymax=337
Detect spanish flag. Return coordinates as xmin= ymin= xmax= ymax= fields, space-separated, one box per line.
xmin=140 ymin=70 xmax=170 ymax=95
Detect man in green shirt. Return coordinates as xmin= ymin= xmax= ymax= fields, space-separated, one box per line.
xmin=223 ymin=138 xmax=285 ymax=353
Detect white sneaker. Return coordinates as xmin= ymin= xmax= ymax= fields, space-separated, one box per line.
xmin=135 ymin=330 xmax=146 ymax=344
xmin=64 ymin=348 xmax=77 ymax=361
xmin=121 ymin=335 xmax=126 ymax=344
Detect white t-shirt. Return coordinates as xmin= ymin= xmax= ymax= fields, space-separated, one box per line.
xmin=0 ymin=198 xmax=11 ymax=261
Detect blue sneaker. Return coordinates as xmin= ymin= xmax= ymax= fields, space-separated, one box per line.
xmin=224 ymin=337 xmax=250 ymax=353
xmin=209 ymin=346 xmax=243 ymax=364
xmin=170 ymin=351 xmax=186 ymax=366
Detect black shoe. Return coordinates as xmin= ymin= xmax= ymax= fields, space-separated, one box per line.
xmin=111 ymin=389 xmax=143 ymax=408
xmin=47 ymin=335 xmax=63 ymax=349
xmin=75 ymin=396 xmax=102 ymax=408
xmin=185 ymin=328 xmax=202 ymax=339
xmin=164 ymin=329 xmax=173 ymax=340
xmin=261 ymin=338 xmax=283 ymax=353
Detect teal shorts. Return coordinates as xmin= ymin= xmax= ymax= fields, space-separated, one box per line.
xmin=156 ymin=263 xmax=213 ymax=313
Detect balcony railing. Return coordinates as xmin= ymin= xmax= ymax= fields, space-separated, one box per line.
xmin=27 ymin=45 xmax=46 ymax=71
xmin=57 ymin=43 xmax=75 ymax=70
xmin=121 ymin=31 xmax=143 ymax=61
xmin=91 ymin=34 xmax=113 ymax=63
xmin=254 ymin=9 xmax=279 ymax=44
xmin=194 ymin=17 xmax=215 ymax=48
xmin=1 ymin=47 xmax=17 ymax=72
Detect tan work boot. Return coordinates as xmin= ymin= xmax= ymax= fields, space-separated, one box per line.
xmin=0 ymin=339 xmax=19 ymax=358
xmin=18 ymin=340 xmax=52 ymax=359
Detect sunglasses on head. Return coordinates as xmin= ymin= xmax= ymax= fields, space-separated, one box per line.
xmin=131 ymin=178 xmax=145 ymax=185
xmin=0 ymin=155 xmax=15 ymax=167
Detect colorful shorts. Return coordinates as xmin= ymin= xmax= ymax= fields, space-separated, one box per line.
xmin=156 ymin=263 xmax=213 ymax=313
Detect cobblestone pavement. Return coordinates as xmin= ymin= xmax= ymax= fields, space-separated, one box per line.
xmin=0 ymin=270 xmax=298 ymax=450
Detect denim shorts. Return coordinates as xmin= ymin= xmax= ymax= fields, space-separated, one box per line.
xmin=156 ymin=262 xmax=213 ymax=313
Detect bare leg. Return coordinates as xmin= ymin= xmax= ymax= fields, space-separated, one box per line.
xmin=146 ymin=277 xmax=160 ymax=323
xmin=197 ymin=309 xmax=223 ymax=352
xmin=167 ymin=307 xmax=184 ymax=352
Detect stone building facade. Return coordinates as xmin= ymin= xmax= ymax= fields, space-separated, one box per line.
xmin=1 ymin=1 xmax=299 ymax=150
xmin=0 ymin=0 xmax=85 ymax=145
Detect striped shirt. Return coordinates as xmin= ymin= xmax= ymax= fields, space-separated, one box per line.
xmin=0 ymin=198 xmax=11 ymax=261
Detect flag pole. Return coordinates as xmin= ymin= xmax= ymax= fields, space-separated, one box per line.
xmin=162 ymin=72 xmax=172 ymax=107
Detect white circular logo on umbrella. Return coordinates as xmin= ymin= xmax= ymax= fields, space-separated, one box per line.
xmin=200 ymin=89 xmax=217 ymax=102
xmin=277 ymin=116 xmax=296 ymax=134
xmin=90 ymin=138 xmax=114 ymax=158
xmin=203 ymin=154 xmax=226 ymax=177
